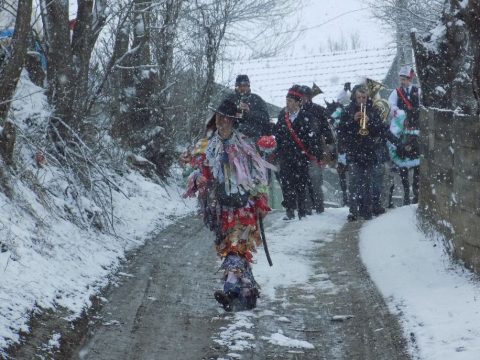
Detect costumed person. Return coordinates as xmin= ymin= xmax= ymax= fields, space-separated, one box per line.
xmin=184 ymin=99 xmax=276 ymax=312
xmin=226 ymin=74 xmax=272 ymax=143
xmin=338 ymin=85 xmax=386 ymax=221
xmin=274 ymin=85 xmax=323 ymax=220
xmin=299 ymin=85 xmax=335 ymax=214
xmin=387 ymin=109 xmax=420 ymax=206
xmin=388 ymin=66 xmax=421 ymax=205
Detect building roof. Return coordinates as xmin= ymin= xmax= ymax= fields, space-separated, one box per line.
xmin=217 ymin=46 xmax=397 ymax=108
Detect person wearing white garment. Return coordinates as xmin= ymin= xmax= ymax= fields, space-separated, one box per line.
xmin=387 ymin=66 xmax=421 ymax=205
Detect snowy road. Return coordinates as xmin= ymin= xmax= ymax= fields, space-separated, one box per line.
xmin=59 ymin=209 xmax=408 ymax=360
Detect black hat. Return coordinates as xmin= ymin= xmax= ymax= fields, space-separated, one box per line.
xmin=350 ymin=84 xmax=368 ymax=101
xmin=299 ymin=85 xmax=313 ymax=97
xmin=235 ymin=74 xmax=250 ymax=86
xmin=286 ymin=85 xmax=303 ymax=102
xmin=216 ymin=99 xmax=241 ymax=118
xmin=205 ymin=99 xmax=241 ymax=132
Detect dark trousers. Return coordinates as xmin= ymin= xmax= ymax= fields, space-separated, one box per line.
xmin=348 ymin=163 xmax=374 ymax=218
xmin=279 ymin=160 xmax=309 ymax=214
xmin=306 ymin=162 xmax=324 ymax=211
xmin=337 ymin=163 xmax=348 ymax=205
xmin=399 ymin=166 xmax=420 ymax=203
xmin=372 ymin=162 xmax=385 ymax=209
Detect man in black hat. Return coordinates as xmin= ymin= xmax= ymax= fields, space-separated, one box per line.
xmin=274 ymin=85 xmax=323 ymax=220
xmin=299 ymin=85 xmax=335 ymax=213
xmin=186 ymin=98 xmax=275 ymax=312
xmin=226 ymin=74 xmax=271 ymax=143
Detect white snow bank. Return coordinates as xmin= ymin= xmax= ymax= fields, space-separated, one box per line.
xmin=360 ymin=205 xmax=480 ymax=360
xmin=255 ymin=208 xmax=348 ymax=299
xmin=0 ymin=73 xmax=196 ymax=355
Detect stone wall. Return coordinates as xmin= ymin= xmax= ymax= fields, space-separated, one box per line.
xmin=419 ymin=108 xmax=480 ymax=272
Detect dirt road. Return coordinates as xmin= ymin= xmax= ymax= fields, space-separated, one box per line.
xmin=72 ymin=211 xmax=411 ymax=360
xmin=9 ymin=210 xmax=412 ymax=359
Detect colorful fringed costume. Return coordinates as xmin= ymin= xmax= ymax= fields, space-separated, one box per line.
xmin=184 ymin=130 xmax=276 ymax=311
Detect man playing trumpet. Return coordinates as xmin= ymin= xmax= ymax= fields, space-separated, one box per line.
xmin=338 ymin=85 xmax=387 ymax=221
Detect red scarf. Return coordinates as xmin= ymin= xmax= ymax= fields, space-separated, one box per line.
xmin=396 ymin=87 xmax=413 ymax=110
xmin=284 ymin=112 xmax=323 ymax=166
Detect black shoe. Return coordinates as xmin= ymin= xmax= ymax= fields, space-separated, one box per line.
xmin=315 ymin=204 xmax=325 ymax=214
xmin=214 ymin=291 xmax=232 ymax=312
xmin=283 ymin=209 xmax=295 ymax=220
xmin=347 ymin=213 xmax=357 ymax=222
xmin=298 ymin=211 xmax=307 ymax=219
xmin=412 ymin=196 xmax=418 ymax=204
xmin=373 ymin=207 xmax=386 ymax=216
xmin=403 ymin=197 xmax=411 ymax=206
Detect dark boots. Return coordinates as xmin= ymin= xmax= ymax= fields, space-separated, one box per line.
xmin=214 ymin=290 xmax=233 ymax=312
xmin=283 ymin=208 xmax=295 ymax=220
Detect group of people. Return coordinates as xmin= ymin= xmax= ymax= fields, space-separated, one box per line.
xmin=182 ymin=68 xmax=421 ymax=311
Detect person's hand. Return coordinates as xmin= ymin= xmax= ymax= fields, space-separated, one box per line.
xmin=238 ymin=102 xmax=250 ymax=113
xmin=257 ymin=208 xmax=268 ymax=219
xmin=354 ymin=111 xmax=368 ymax=123
xmin=195 ymin=175 xmax=207 ymax=188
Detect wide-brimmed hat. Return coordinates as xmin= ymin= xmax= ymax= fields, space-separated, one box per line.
xmin=215 ymin=98 xmax=241 ymax=118
xmin=205 ymin=98 xmax=242 ymax=132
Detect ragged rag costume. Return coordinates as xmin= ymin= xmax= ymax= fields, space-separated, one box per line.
xmin=184 ymin=99 xmax=276 ymax=311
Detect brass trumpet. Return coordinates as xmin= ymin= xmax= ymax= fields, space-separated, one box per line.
xmin=358 ymin=103 xmax=369 ymax=136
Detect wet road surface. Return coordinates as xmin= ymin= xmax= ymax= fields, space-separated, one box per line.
xmin=70 ymin=212 xmax=411 ymax=360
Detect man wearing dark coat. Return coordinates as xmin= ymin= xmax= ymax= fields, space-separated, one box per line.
xmin=274 ymin=85 xmax=323 ymax=220
xmin=338 ymin=85 xmax=386 ymax=221
xmin=299 ymin=85 xmax=335 ymax=213
xmin=226 ymin=75 xmax=271 ymax=143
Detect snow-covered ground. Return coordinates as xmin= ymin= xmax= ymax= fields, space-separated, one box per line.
xmin=360 ymin=205 xmax=480 ymax=360
xmin=214 ymin=206 xmax=480 ymax=360
xmin=0 ymin=74 xmax=197 ymax=355
xmin=213 ymin=208 xmax=349 ymax=357
xmin=0 ymin=168 xmax=196 ymax=354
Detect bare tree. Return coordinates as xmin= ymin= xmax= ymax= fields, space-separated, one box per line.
xmin=412 ymin=0 xmax=479 ymax=113
xmin=0 ymin=0 xmax=33 ymax=164
xmin=40 ymin=0 xmax=109 ymax=143
xmin=465 ymin=0 xmax=480 ymax=108
xmin=325 ymin=33 xmax=361 ymax=52
xmin=369 ymin=0 xmax=444 ymax=65
xmin=183 ymin=0 xmax=298 ymax=139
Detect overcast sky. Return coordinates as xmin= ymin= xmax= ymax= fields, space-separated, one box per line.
xmin=290 ymin=0 xmax=393 ymax=55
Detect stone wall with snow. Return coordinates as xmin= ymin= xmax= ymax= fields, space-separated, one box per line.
xmin=419 ymin=108 xmax=480 ymax=272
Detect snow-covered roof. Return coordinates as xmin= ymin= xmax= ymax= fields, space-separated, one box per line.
xmin=217 ymin=46 xmax=397 ymax=108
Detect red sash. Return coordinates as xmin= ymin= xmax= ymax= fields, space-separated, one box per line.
xmin=396 ymin=87 xmax=413 ymax=110
xmin=284 ymin=112 xmax=323 ymax=166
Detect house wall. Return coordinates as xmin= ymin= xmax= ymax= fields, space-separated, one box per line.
xmin=419 ymin=108 xmax=480 ymax=272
